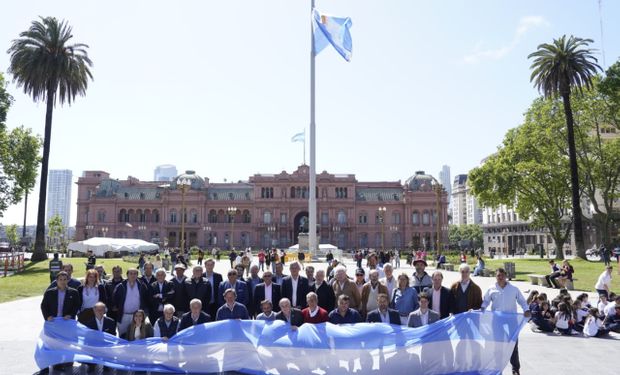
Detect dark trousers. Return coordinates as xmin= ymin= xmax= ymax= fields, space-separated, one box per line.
xmin=510 ymin=339 xmax=520 ymax=371
xmin=545 ymin=272 xmax=561 ymax=288
xmin=596 ymin=289 xmax=608 ymax=299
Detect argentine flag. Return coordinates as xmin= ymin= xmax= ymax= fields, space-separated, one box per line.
xmin=313 ymin=9 xmax=353 ymax=61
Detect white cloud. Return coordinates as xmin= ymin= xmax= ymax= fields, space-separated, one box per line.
xmin=463 ymin=16 xmax=550 ymax=64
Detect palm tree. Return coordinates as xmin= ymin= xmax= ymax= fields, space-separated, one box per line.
xmin=7 ymin=17 xmax=92 ymax=261
xmin=528 ymin=35 xmax=601 ymax=259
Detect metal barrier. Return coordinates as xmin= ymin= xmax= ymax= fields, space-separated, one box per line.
xmin=1 ymin=252 xmax=26 ymax=277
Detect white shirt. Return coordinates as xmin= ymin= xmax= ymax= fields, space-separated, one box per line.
xmin=81 ymin=286 xmax=99 ymax=309
xmin=597 ymin=301 xmax=608 ymax=314
xmin=604 ymin=301 xmax=616 ymax=317
xmin=460 ymin=280 xmax=470 ymax=293
xmin=554 ymin=312 xmax=570 ymax=329
xmin=379 ymin=309 xmax=389 ymax=323
xmin=432 ymin=287 xmax=442 ymax=315
xmin=381 ymin=277 xmax=396 ymax=297
xmin=583 ymin=316 xmax=603 ymax=337
xmin=204 ymin=273 xmax=215 ymax=303
xmin=366 ymin=283 xmax=380 ymax=312
xmin=420 ymin=310 xmax=429 ymax=326
xmin=595 ymin=272 xmax=611 ymax=290
xmin=481 ymin=282 xmax=529 ymax=313
xmin=134 ymin=326 xmax=143 ymax=340
xmin=291 ymin=277 xmax=299 ymax=307
xmin=265 ymin=283 xmax=273 ymax=303
xmin=308 ymin=306 xmax=319 ymax=318
xmin=95 ymin=317 xmax=104 ymax=331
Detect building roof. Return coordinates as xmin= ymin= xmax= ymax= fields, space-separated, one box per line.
xmin=356 ymin=188 xmax=402 ymax=202
xmin=207 ymin=187 xmax=253 ymax=201
xmin=405 ymin=171 xmax=435 ymax=192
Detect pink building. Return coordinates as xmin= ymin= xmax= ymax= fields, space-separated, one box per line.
xmin=76 ymin=165 xmax=448 ymax=250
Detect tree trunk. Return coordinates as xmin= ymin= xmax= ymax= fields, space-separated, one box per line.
xmin=561 ymin=91 xmax=586 ymax=259
xmin=22 ymin=191 xmax=28 ymax=238
xmin=553 ymin=238 xmax=565 ymax=261
xmin=32 ymin=87 xmax=54 ymax=262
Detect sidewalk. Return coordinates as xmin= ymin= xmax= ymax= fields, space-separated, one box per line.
xmin=1 ymin=257 xmax=617 ymax=374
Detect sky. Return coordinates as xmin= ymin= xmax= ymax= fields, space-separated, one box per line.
xmin=1 ymin=0 xmax=619 ymax=227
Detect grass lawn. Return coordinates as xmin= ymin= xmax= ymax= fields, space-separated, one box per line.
xmin=483 ymin=258 xmax=620 ymax=293
xmin=0 ymin=257 xmax=136 ymax=304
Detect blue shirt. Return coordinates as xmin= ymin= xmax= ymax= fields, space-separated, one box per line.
xmin=481 ymin=282 xmax=529 ymax=313
xmin=391 ymin=287 xmax=419 ymax=316
xmin=328 ymin=308 xmax=362 ymax=324
xmin=216 ymin=302 xmax=249 ymax=320
xmin=57 ymin=289 xmax=66 ymax=317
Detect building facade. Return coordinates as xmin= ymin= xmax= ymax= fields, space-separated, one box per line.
xmin=439 ymin=165 xmax=451 ymax=200
xmin=76 ymin=166 xmax=449 ymax=250
xmin=154 ymin=165 xmax=178 ymax=182
xmin=450 ymin=174 xmax=481 ymax=226
xmin=46 ymin=169 xmax=72 ymax=227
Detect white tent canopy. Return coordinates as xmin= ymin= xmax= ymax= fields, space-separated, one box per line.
xmin=288 ymin=244 xmax=338 ymax=252
xmin=67 ymin=237 xmax=159 ymax=256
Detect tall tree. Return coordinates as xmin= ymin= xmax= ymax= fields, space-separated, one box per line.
xmin=47 ymin=214 xmax=65 ymax=250
xmin=0 ymin=73 xmax=41 ymax=217
xmin=528 ymin=35 xmax=602 ymax=259
xmin=7 ymin=17 xmax=93 ymax=261
xmin=5 ymin=224 xmax=19 ymax=247
xmin=469 ymin=98 xmax=574 ymax=260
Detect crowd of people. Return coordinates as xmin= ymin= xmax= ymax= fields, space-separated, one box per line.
xmin=42 ymin=250 xmax=547 ymax=375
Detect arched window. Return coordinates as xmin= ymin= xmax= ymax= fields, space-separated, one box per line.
xmin=208 ymin=209 xmax=217 ymax=223
xmin=290 ymin=186 xmax=296 ymax=199
xmin=97 ymin=210 xmax=106 ymax=223
xmin=337 ymin=210 xmax=347 ymax=225
xmin=412 ymin=211 xmax=420 ymax=225
xmin=190 ymin=209 xmax=198 ymax=224
xmin=119 ymin=209 xmax=127 ymax=223
xmin=153 ymin=209 xmax=160 ymax=223
xmin=170 ymin=209 xmax=177 ymax=224
xmin=422 ymin=210 xmax=430 ymax=225
xmin=392 ymin=212 xmax=401 ymax=224
xmin=263 ymin=211 xmax=272 ymax=224
xmin=243 ymin=210 xmax=251 ymax=223
xmin=137 ymin=209 xmax=145 ymax=223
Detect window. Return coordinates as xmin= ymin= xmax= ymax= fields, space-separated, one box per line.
xmin=139 ymin=212 xmax=146 ymax=223
xmin=153 ymin=210 xmax=160 ymax=223
xmin=280 ymin=213 xmax=287 ymax=224
xmin=321 ymin=212 xmax=329 ymax=225
xmin=170 ymin=210 xmax=177 ymax=223
xmin=337 ymin=210 xmax=347 ymax=225
xmin=261 ymin=187 xmax=274 ymax=199
xmin=335 ymin=187 xmax=348 ymax=199
xmin=290 ymin=187 xmax=296 ymax=198
xmin=263 ymin=211 xmax=272 ymax=224
xmin=97 ymin=211 xmax=106 ymax=223
xmin=208 ymin=209 xmax=218 ymax=223
xmin=422 ymin=210 xmax=430 ymax=225
xmin=392 ymin=212 xmax=401 ymax=224
xmin=243 ymin=210 xmax=251 ymax=223
xmin=190 ymin=210 xmax=198 ymax=224
xmin=358 ymin=213 xmax=367 ymax=224
xmin=412 ymin=211 xmax=419 ymax=225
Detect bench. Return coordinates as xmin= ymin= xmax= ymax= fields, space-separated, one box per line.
xmin=557 ymin=278 xmax=577 ymax=290
xmin=443 ymin=264 xmax=455 ymax=272
xmin=527 ymin=274 xmax=550 ymax=287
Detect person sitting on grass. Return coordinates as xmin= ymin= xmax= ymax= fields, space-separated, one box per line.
xmin=583 ymin=308 xmax=609 ymax=338
xmin=597 ymin=294 xmax=608 ymax=319
xmin=472 ymin=255 xmax=485 ymax=276
xmin=554 ymin=302 xmax=578 ymax=335
xmin=572 ymin=300 xmax=587 ymax=332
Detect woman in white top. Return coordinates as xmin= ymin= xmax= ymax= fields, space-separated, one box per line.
xmin=554 ymin=302 xmax=573 ymax=335
xmin=583 ymin=308 xmax=610 ymax=337
xmin=77 ymin=269 xmax=107 ymax=324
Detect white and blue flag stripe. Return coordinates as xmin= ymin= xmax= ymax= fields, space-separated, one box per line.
xmin=313 ymin=9 xmax=353 ymax=62
xmin=35 ymin=311 xmax=525 ymax=374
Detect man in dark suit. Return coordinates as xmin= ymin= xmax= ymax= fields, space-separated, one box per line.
xmin=185 ymin=265 xmax=212 ymax=314
xmin=41 ymin=271 xmax=81 ymax=321
xmin=253 ymin=270 xmax=282 ymax=314
xmin=366 ymin=293 xmax=401 ymax=325
xmin=149 ymin=268 xmax=175 ymax=324
xmin=171 ymin=264 xmax=189 ymax=317
xmin=84 ymin=302 xmax=117 ymax=335
xmin=203 ymin=258 xmax=223 ymax=318
xmin=312 ymin=270 xmax=336 ymax=311
xmin=218 ymin=269 xmax=250 ymax=309
xmin=281 ymin=261 xmax=310 ymax=309
xmin=113 ymin=268 xmax=149 ymax=337
xmin=105 ymin=266 xmax=124 ymax=322
xmin=275 ymin=298 xmax=304 ymax=328
xmin=178 ymin=298 xmax=211 ymax=332
xmin=140 ymin=262 xmax=156 ymax=287
xmin=425 ymin=271 xmax=455 ymax=319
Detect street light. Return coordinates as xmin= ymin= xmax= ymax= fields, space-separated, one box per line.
xmin=101 ymin=227 xmax=108 ymax=237
xmin=138 ymin=225 xmax=147 ymax=239
xmin=267 ymin=225 xmax=277 ymax=247
xmin=203 ymin=225 xmax=211 ymax=247
xmin=85 ymin=224 xmax=94 ymax=239
xmin=227 ymin=206 xmax=237 ymax=250
xmin=389 ymin=225 xmax=398 ymax=249
xmin=377 ymin=206 xmax=386 ymax=251
xmin=177 ymin=177 xmax=192 ymax=252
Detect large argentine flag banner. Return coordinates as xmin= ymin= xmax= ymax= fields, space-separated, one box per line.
xmin=36 ymin=311 xmax=525 ymax=374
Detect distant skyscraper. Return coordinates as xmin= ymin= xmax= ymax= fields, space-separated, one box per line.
xmin=46 ymin=169 xmax=72 ymax=227
xmin=154 ymin=165 xmax=178 ymax=181
xmin=439 ymin=165 xmax=451 ymax=197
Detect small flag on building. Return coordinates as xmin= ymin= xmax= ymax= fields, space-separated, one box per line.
xmin=312 ymin=9 xmax=353 ymax=61
xmin=291 ymin=131 xmax=305 ymax=143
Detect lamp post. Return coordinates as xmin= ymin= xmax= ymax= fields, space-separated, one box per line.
xmin=203 ymin=225 xmax=211 ymax=248
xmin=227 ymin=206 xmax=237 ymax=250
xmin=267 ymin=224 xmax=277 ymax=247
xmin=389 ymin=225 xmax=398 ymax=249
xmin=177 ymin=177 xmax=192 ymax=252
xmin=85 ymin=224 xmax=94 ymax=239
xmin=377 ymin=207 xmax=386 ymax=251
xmin=138 ymin=225 xmax=147 ymax=240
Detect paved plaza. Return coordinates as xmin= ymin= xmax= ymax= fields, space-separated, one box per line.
xmin=1 ymin=256 xmax=618 ymax=374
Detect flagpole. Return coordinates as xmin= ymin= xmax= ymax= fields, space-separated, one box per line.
xmin=303 ymin=129 xmax=306 ymax=165
xmin=309 ymin=0 xmax=318 ymax=259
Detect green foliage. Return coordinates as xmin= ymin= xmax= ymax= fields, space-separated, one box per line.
xmin=449 ymin=224 xmax=483 ymax=249
xmin=47 ymin=214 xmax=65 ymax=248
xmin=469 ymin=97 xmax=573 ymax=259
xmin=5 ymin=224 xmax=19 ymax=246
xmin=0 ymin=73 xmax=42 ymax=217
